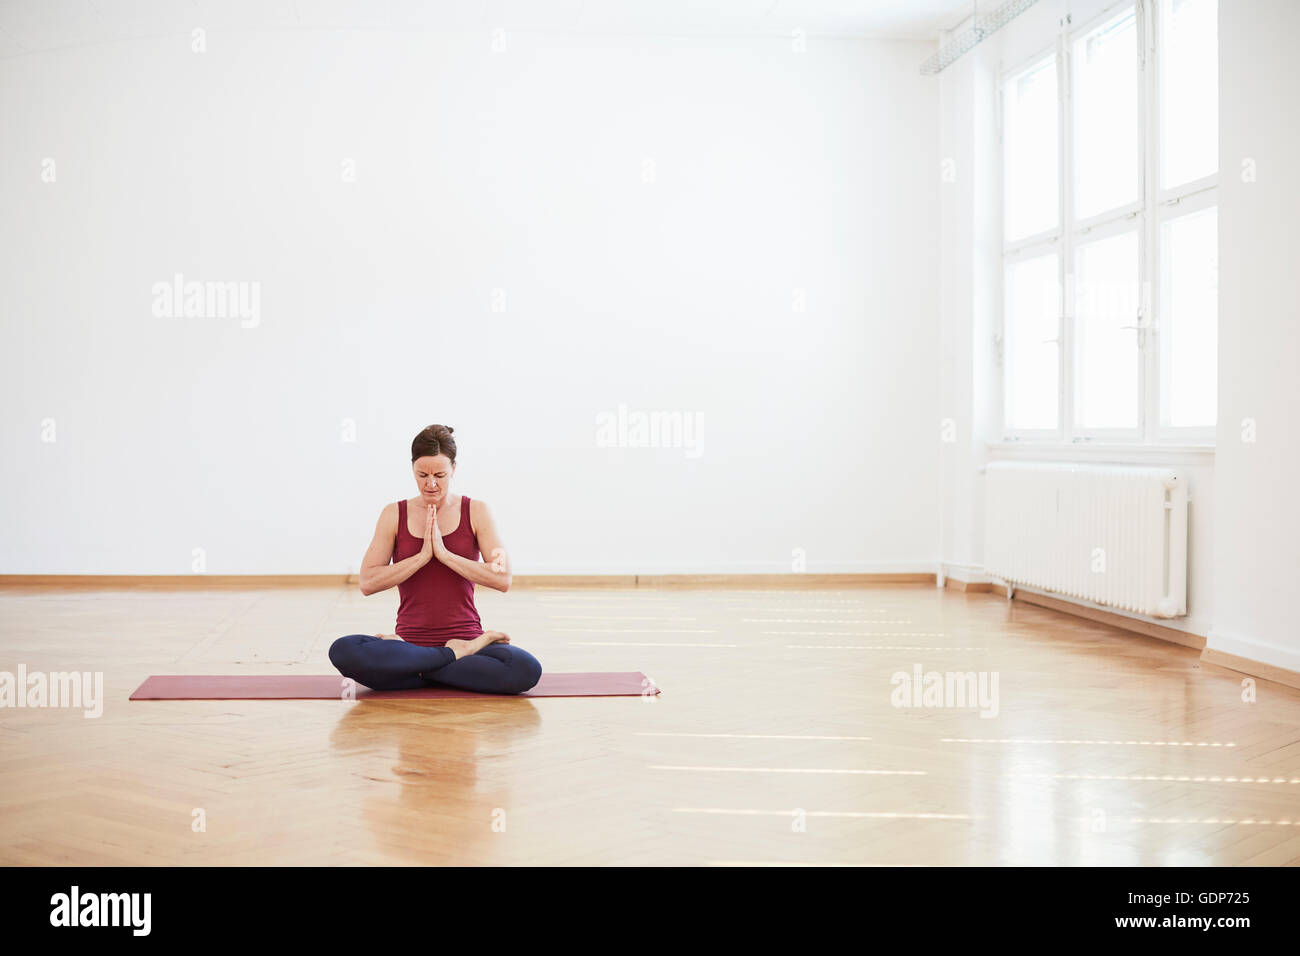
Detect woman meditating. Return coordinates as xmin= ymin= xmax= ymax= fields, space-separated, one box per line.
xmin=328 ymin=424 xmax=543 ymax=694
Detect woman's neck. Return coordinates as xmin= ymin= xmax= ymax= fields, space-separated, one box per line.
xmin=415 ymin=492 xmax=457 ymax=510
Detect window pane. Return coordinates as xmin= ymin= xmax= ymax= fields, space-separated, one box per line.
xmin=1073 ymin=7 xmax=1139 ymax=219
xmin=1004 ymin=56 xmax=1058 ymax=243
xmin=1161 ymin=206 xmax=1217 ymax=426
xmin=1005 ymin=254 xmax=1060 ymax=430
xmin=1074 ymin=231 xmax=1140 ymax=430
xmin=1161 ymin=0 xmax=1218 ymax=187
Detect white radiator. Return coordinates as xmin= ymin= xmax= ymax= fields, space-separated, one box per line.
xmin=983 ymin=461 xmax=1188 ymax=618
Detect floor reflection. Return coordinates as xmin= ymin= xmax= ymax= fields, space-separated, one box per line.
xmin=330 ymin=698 xmax=544 ymax=863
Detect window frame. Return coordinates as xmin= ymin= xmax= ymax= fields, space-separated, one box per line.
xmin=997 ymin=0 xmax=1218 ymax=446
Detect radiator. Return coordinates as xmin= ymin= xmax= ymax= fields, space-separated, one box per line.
xmin=983 ymin=461 xmax=1188 ymax=618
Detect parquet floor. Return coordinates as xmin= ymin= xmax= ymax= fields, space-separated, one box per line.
xmin=1 ymin=583 xmax=1297 ymax=865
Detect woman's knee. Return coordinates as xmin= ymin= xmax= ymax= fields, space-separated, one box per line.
xmin=328 ymin=634 xmax=369 ymax=671
xmin=508 ymin=650 xmax=543 ymax=693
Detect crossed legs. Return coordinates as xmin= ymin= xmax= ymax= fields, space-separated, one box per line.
xmin=328 ymin=633 xmax=543 ymax=694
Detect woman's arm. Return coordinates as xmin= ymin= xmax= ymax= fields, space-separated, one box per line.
xmin=358 ymin=503 xmax=428 ymax=596
xmin=362 ymin=553 xmax=427 ymax=596
xmin=434 ymin=498 xmax=512 ymax=592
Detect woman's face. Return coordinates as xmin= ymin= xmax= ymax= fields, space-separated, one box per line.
xmin=413 ymin=454 xmax=454 ymax=507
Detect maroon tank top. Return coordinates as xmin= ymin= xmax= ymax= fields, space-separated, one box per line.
xmin=392 ymin=494 xmax=483 ymax=646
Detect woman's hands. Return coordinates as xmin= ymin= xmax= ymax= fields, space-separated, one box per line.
xmin=419 ymin=503 xmax=449 ymax=566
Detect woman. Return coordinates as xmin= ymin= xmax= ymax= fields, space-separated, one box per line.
xmin=328 ymin=424 xmax=543 ymax=694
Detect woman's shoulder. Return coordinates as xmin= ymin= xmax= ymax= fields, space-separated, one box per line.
xmin=467 ymin=495 xmax=489 ymax=532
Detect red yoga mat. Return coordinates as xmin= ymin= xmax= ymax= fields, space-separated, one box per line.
xmin=129 ymin=672 xmax=659 ymax=700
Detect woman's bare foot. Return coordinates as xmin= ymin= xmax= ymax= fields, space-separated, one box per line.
xmin=444 ymin=638 xmax=474 ymax=659
xmin=444 ymin=631 xmax=510 ymax=660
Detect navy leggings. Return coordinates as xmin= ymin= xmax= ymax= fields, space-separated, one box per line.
xmin=328 ymin=634 xmax=543 ymax=694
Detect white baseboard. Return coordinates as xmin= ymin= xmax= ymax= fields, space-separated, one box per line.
xmin=510 ymin=561 xmax=940 ymax=575
xmin=1206 ymin=629 xmax=1300 ymax=675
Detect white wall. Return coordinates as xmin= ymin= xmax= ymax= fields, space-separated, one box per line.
xmin=1210 ymin=0 xmax=1300 ymax=671
xmin=0 ymin=27 xmax=941 ymax=576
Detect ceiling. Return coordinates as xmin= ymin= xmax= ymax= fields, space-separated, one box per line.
xmin=0 ymin=0 xmax=975 ymax=57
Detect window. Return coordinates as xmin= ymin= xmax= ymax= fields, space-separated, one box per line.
xmin=1000 ymin=0 xmax=1218 ymax=443
xmin=1074 ymin=228 xmax=1141 ymax=432
xmin=1161 ymin=205 xmax=1217 ymax=427
xmin=1072 ymin=8 xmax=1139 ymax=221
xmin=1003 ymin=55 xmax=1058 ymax=244
xmin=1004 ymin=253 xmax=1060 ymax=431
xmin=1160 ymin=0 xmax=1217 ymax=188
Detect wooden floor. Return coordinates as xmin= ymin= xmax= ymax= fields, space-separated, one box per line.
xmin=1 ymin=582 xmax=1298 ymax=866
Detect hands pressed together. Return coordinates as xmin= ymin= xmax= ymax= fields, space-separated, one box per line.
xmin=418 ymin=502 xmax=448 ymax=566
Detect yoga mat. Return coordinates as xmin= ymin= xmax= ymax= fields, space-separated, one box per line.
xmin=129 ymin=672 xmax=659 ymax=700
